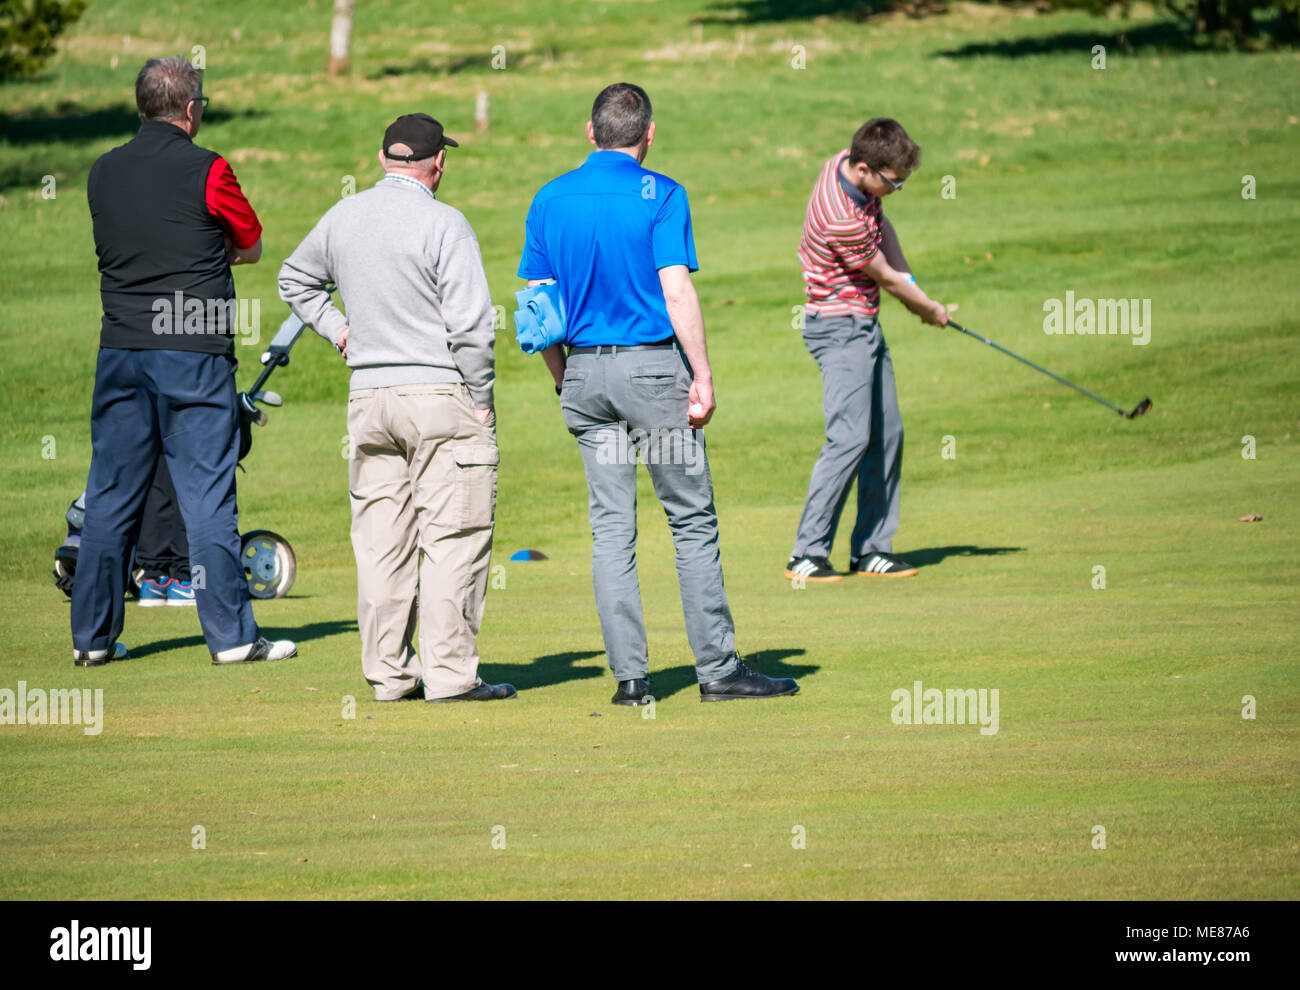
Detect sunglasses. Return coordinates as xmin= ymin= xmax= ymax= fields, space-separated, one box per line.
xmin=870 ymin=165 xmax=905 ymax=191
xmin=190 ymin=95 xmax=210 ymax=112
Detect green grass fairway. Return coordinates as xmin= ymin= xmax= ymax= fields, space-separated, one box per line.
xmin=1 ymin=1 xmax=1297 ymax=899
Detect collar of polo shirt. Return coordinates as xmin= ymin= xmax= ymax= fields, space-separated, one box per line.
xmin=380 ymin=171 xmax=438 ymax=201
xmin=585 ymin=149 xmax=640 ymax=165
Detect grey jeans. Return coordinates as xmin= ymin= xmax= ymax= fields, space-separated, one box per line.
xmin=792 ymin=311 xmax=903 ymax=562
xmin=560 ymin=345 xmax=740 ymax=684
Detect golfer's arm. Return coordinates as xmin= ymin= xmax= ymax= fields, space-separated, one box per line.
xmin=658 ymin=265 xmax=710 ymax=382
xmin=229 ymin=237 xmax=262 ymax=266
xmin=862 ymin=250 xmax=934 ymax=318
xmin=527 ymin=278 xmax=567 ymax=390
xmin=438 ymin=241 xmax=496 ymax=410
xmin=278 ymin=253 xmax=348 ymax=348
xmin=879 ymin=217 xmax=910 ymax=275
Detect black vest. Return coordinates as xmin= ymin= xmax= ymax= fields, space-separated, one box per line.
xmin=88 ymin=120 xmax=238 ymax=354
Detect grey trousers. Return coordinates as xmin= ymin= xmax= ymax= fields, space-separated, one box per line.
xmin=792 ymin=311 xmax=903 ymax=562
xmin=560 ymin=345 xmax=740 ymax=684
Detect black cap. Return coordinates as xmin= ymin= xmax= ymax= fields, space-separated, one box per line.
xmin=382 ymin=113 xmax=459 ymax=161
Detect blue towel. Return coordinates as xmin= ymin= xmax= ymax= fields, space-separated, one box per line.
xmin=514 ymin=282 xmax=567 ymax=354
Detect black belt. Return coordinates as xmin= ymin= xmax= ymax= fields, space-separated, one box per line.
xmin=568 ymin=337 xmax=676 ymax=356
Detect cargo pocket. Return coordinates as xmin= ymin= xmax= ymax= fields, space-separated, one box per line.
xmin=452 ymin=442 xmax=499 ymax=530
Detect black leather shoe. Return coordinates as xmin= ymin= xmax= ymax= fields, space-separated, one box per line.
xmin=427 ymin=681 xmax=517 ymax=703
xmin=611 ymin=678 xmax=651 ymax=706
xmin=699 ymin=659 xmax=799 ymax=702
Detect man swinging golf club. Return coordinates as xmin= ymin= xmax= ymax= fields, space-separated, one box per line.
xmin=785 ymin=118 xmax=949 ymax=584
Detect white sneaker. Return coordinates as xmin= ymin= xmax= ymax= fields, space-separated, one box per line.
xmin=73 ymin=642 xmax=129 ymax=667
xmin=211 ymin=636 xmax=298 ymax=666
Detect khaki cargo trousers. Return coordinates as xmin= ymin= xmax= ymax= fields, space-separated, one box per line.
xmin=347 ymin=383 xmax=498 ymax=701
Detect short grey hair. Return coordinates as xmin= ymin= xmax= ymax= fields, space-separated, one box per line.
xmin=135 ymin=56 xmax=203 ymax=121
xmin=591 ymin=83 xmax=652 ymax=150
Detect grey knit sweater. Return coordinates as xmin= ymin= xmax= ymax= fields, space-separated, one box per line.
xmin=278 ymin=173 xmax=496 ymax=406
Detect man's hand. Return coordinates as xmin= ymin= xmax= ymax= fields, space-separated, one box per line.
xmin=924 ymin=301 xmax=949 ymax=327
xmin=688 ymin=377 xmax=715 ymax=428
xmin=862 ymin=251 xmax=947 ymax=326
xmin=336 ymin=326 xmax=349 ymax=359
xmin=658 ymin=265 xmax=718 ymax=429
xmin=228 ymin=236 xmax=263 ymax=267
xmin=471 ymin=406 xmax=494 ymax=426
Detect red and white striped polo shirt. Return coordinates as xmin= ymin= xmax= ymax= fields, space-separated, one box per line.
xmin=798 ymin=150 xmax=883 ymax=318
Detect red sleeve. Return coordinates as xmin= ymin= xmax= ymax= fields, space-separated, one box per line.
xmin=205 ymin=157 xmax=263 ymax=249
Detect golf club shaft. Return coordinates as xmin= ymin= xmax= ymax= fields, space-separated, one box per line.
xmin=246 ymin=352 xmax=285 ymax=398
xmin=946 ymin=321 xmax=1127 ymax=417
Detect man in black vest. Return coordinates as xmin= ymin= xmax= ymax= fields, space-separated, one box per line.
xmin=72 ymin=56 xmax=297 ymax=667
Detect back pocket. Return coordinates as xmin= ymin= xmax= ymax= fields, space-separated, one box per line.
xmin=630 ymin=365 xmax=679 ymax=398
xmin=451 ymin=442 xmax=499 ymax=530
xmin=561 ymin=368 xmax=589 ymax=396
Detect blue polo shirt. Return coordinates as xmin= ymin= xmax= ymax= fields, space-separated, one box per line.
xmin=517 ymin=150 xmax=698 ymax=347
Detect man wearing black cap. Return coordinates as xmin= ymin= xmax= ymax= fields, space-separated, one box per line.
xmin=280 ymin=113 xmax=510 ymax=704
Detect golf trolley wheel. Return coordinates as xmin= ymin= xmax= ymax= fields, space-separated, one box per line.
xmin=240 ymin=530 xmax=296 ymax=599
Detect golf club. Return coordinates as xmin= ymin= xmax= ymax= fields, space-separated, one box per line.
xmin=946 ymin=320 xmax=1152 ymax=419
xmin=239 ymin=311 xmax=307 ymax=424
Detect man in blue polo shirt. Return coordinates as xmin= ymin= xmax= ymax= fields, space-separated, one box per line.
xmin=518 ymin=82 xmax=799 ymax=705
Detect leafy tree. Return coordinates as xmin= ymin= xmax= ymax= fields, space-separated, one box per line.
xmin=0 ymin=0 xmax=86 ymax=80
xmin=1037 ymin=0 xmax=1298 ymax=47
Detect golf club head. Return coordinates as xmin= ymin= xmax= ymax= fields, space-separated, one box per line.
xmin=252 ymin=390 xmax=283 ymax=407
xmin=238 ymin=393 xmax=268 ymax=427
xmin=1125 ymin=397 xmax=1153 ymax=419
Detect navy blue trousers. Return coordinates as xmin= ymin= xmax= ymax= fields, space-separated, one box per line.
xmin=136 ymin=457 xmax=190 ymax=582
xmin=71 ymin=348 xmax=258 ymax=654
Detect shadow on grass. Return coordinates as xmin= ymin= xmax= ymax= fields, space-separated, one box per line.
xmin=692 ymin=0 xmax=894 ymax=25
xmin=479 ymin=650 xmax=605 ymax=692
xmin=641 ymin=647 xmax=816 ymax=701
xmin=0 ymin=103 xmax=269 ymax=192
xmin=368 ymin=54 xmax=495 ymax=79
xmin=125 ymin=618 xmax=356 ymax=660
xmin=905 ymin=545 xmax=1024 ymax=568
xmin=0 ymin=103 xmax=264 ymax=147
xmin=936 ymin=19 xmax=1245 ymax=58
